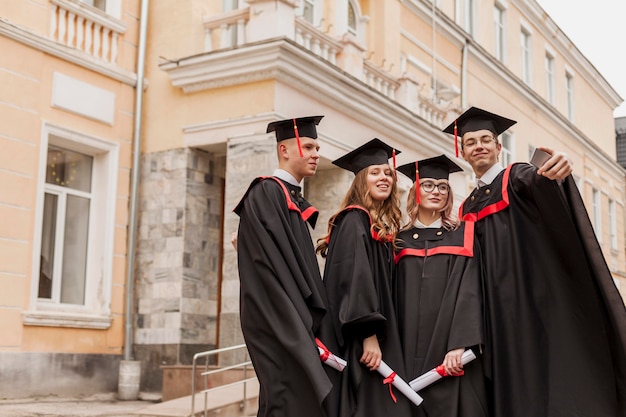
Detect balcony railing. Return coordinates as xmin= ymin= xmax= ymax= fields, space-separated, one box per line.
xmin=49 ymin=0 xmax=126 ymax=64
xmin=203 ymin=7 xmax=250 ymax=52
xmin=295 ymin=18 xmax=342 ymax=65
xmin=364 ymin=59 xmax=400 ymax=100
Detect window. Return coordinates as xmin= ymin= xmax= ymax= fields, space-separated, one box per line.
xmin=520 ymin=27 xmax=532 ymax=85
xmin=80 ymin=0 xmax=121 ymax=18
xmin=302 ymin=0 xmax=315 ymax=24
xmin=464 ymin=0 xmax=475 ymax=36
xmin=545 ymin=52 xmax=555 ymax=104
xmin=592 ymin=188 xmax=602 ymax=242
xmin=566 ymin=72 xmax=575 ymax=121
xmin=609 ymin=199 xmax=617 ymax=250
xmin=39 ymin=146 xmax=93 ymax=305
xmin=493 ymin=5 xmax=506 ymax=61
xmin=500 ymin=131 xmax=513 ymax=166
xmin=27 ymin=124 xmax=118 ymax=329
xmin=81 ymin=0 xmax=106 ymax=11
xmin=348 ymin=0 xmax=357 ymax=34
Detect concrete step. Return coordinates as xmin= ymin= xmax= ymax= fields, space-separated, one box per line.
xmin=131 ymin=379 xmax=259 ymax=417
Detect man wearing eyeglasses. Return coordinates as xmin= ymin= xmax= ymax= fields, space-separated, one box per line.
xmin=442 ymin=107 xmax=626 ymax=417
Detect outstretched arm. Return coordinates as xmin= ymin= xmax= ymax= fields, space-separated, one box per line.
xmin=536 ymin=146 xmax=573 ymax=180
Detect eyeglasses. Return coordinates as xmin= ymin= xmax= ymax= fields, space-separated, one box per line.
xmin=420 ymin=182 xmax=450 ymax=194
xmin=462 ymin=137 xmax=496 ymax=148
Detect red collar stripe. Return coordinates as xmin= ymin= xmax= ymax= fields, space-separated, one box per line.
xmin=394 ymin=221 xmax=475 ymax=263
xmin=261 ymin=176 xmax=318 ymax=221
xmin=459 ymin=165 xmax=512 ymax=221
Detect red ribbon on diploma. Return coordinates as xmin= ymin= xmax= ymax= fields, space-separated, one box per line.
xmin=316 ymin=338 xmax=331 ymax=362
xmin=435 ymin=365 xmax=464 ymax=377
xmin=383 ymin=372 xmax=398 ymax=403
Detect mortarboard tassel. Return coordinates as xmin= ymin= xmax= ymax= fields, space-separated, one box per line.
xmin=415 ymin=161 xmax=420 ymax=206
xmin=293 ymin=118 xmax=304 ymax=157
xmin=454 ymin=120 xmax=459 ymax=158
xmin=392 ymin=148 xmax=397 ymax=171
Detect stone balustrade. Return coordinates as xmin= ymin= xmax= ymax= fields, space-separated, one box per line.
xmin=203 ymin=7 xmax=250 ymax=52
xmin=294 ymin=18 xmax=342 ymax=65
xmin=49 ymin=0 xmax=126 ymax=63
xmin=418 ymin=94 xmax=448 ymax=126
xmin=363 ymin=59 xmax=400 ymax=100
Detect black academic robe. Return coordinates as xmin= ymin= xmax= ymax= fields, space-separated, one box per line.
xmin=321 ymin=206 xmax=412 ymax=417
xmin=459 ymin=163 xmax=626 ymax=417
xmin=395 ymin=222 xmax=487 ymax=417
xmin=234 ymin=176 xmax=332 ymax=417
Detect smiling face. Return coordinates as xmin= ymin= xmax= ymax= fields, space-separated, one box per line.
xmin=460 ymin=129 xmax=502 ymax=177
xmin=418 ymin=179 xmax=449 ymax=213
xmin=366 ymin=164 xmax=394 ymax=202
xmin=279 ymin=136 xmax=320 ymax=182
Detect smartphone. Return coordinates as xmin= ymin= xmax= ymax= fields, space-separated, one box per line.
xmin=530 ymin=148 xmax=551 ymax=168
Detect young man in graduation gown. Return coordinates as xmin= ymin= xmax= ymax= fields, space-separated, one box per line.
xmin=234 ymin=116 xmax=333 ymax=417
xmin=395 ymin=155 xmax=487 ymax=417
xmin=444 ymin=107 xmax=626 ymax=417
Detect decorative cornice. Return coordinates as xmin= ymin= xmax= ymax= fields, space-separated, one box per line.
xmin=0 ymin=18 xmax=137 ymax=86
xmin=160 ymin=37 xmax=453 ymax=159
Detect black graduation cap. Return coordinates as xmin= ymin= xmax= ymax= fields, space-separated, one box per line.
xmin=443 ymin=107 xmax=517 ymax=137
xmin=332 ymin=138 xmax=401 ymax=174
xmin=397 ymin=154 xmax=463 ymax=183
xmin=266 ymin=116 xmax=324 ymax=142
xmin=442 ymin=107 xmax=517 ymax=156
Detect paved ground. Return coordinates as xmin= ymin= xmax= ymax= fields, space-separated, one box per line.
xmin=0 ymin=393 xmax=159 ymax=417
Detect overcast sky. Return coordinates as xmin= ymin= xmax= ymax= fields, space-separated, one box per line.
xmin=537 ymin=0 xmax=626 ymax=118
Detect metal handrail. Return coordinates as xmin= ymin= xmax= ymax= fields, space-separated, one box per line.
xmin=190 ymin=343 xmax=254 ymax=417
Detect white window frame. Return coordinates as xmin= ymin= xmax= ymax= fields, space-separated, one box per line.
xmin=80 ymin=0 xmax=122 ymax=19
xmin=464 ymin=0 xmax=476 ymax=36
xmin=592 ymin=188 xmax=602 ymax=243
xmin=500 ymin=131 xmax=514 ymax=166
xmin=609 ymin=199 xmax=617 ymax=250
xmin=493 ymin=4 xmax=506 ymax=62
xmin=25 ymin=124 xmax=119 ymax=329
xmin=545 ymin=50 xmax=555 ymax=104
xmin=520 ymin=24 xmax=533 ymax=86
xmin=296 ymin=0 xmax=323 ymax=27
xmin=566 ymin=70 xmax=575 ymax=122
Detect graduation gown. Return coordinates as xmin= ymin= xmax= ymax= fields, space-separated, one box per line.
xmin=460 ymin=163 xmax=626 ymax=417
xmin=395 ymin=222 xmax=487 ymax=417
xmin=234 ymin=176 xmax=332 ymax=417
xmin=321 ymin=206 xmax=412 ymax=417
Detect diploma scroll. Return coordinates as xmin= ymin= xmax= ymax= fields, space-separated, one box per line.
xmin=409 ymin=349 xmax=477 ymax=392
xmin=315 ymin=338 xmax=347 ymax=372
xmin=377 ymin=360 xmax=424 ymax=407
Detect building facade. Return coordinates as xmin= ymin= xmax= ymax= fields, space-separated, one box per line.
xmin=1 ymin=0 xmax=624 ymax=397
xmin=0 ymin=0 xmax=140 ymax=397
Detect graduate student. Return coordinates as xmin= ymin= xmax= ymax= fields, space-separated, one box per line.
xmin=316 ymin=138 xmax=412 ymax=417
xmin=395 ymin=155 xmax=487 ymax=417
xmin=445 ymin=107 xmax=626 ymax=417
xmin=233 ymin=116 xmax=333 ymax=417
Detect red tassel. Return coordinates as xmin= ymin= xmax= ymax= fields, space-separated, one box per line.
xmin=454 ymin=120 xmax=459 ymax=158
xmin=392 ymin=148 xmax=397 ymax=170
xmin=293 ymin=118 xmax=303 ymax=157
xmin=415 ymin=161 xmax=420 ymax=206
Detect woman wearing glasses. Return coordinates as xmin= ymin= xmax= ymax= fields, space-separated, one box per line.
xmin=394 ymin=155 xmax=487 ymax=417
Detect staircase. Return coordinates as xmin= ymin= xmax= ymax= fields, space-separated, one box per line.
xmin=131 ymin=345 xmax=259 ymax=417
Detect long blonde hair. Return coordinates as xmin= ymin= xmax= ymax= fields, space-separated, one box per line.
xmin=402 ymin=181 xmax=459 ymax=230
xmin=316 ymin=167 xmax=402 ymax=257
